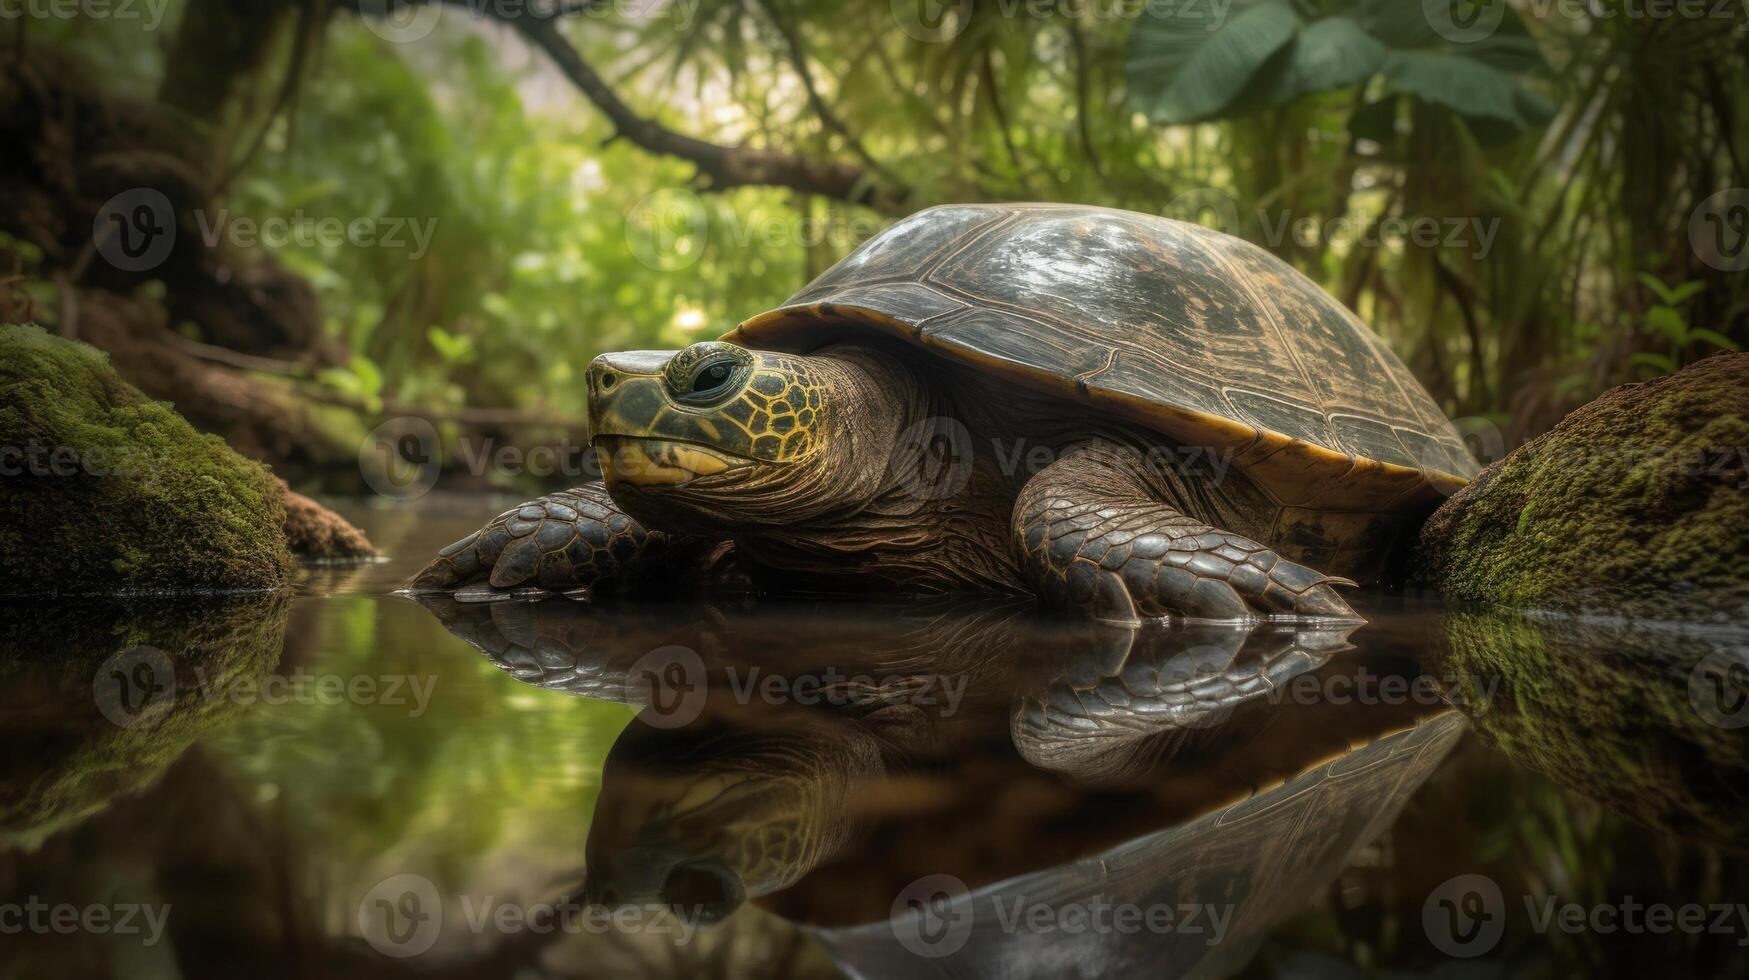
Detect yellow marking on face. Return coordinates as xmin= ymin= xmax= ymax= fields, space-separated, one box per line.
xmin=599 ymin=437 xmax=736 ymax=487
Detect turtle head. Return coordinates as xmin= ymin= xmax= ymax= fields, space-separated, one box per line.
xmin=582 ymin=715 xmax=860 ymax=924
xmin=587 ymin=341 xmax=823 ymax=487
xmin=587 ymin=340 xmax=903 ymax=527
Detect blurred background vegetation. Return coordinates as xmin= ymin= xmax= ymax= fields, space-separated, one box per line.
xmin=1 ymin=0 xmax=1745 ymax=492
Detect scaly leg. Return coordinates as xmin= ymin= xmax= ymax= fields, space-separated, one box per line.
xmin=1012 ymin=442 xmax=1358 ymax=623
xmin=411 ymin=482 xmax=723 ymax=601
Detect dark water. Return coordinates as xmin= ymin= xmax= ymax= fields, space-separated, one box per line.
xmin=2 ymin=499 xmax=1747 ymax=979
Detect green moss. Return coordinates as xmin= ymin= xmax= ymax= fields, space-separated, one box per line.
xmin=0 ymin=324 xmax=294 ymax=594
xmin=1414 ymin=353 xmax=1749 ymax=618
xmin=1434 ymin=610 xmax=1749 ymax=850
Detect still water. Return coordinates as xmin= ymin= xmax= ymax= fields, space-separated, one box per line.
xmin=2 ymin=498 xmax=1746 ymax=979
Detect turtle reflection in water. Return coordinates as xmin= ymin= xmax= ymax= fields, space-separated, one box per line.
xmin=419 ymin=596 xmax=1453 ymax=958
xmin=417 ymin=205 xmax=1476 ymax=622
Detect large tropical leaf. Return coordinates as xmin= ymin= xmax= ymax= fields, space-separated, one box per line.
xmin=1251 ymin=16 xmax=1387 ymax=106
xmin=1358 ymin=0 xmax=1555 ymax=129
xmin=1380 ymin=47 xmax=1554 ymax=129
xmin=1127 ymin=0 xmax=1303 ymax=124
xmin=1128 ymin=0 xmax=1555 ymax=137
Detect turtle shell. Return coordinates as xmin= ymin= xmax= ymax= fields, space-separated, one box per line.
xmin=725 ymin=204 xmax=1478 ymax=510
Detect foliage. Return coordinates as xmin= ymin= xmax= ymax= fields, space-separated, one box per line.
xmin=13 ymin=0 xmax=1749 ymax=453
xmin=1631 ymin=273 xmax=1740 ymax=377
xmin=1128 ymin=0 xmax=1554 ymax=134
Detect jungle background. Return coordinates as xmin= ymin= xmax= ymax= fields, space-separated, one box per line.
xmin=4 ymin=4 xmax=1749 ymax=978
xmin=3 ymin=0 xmax=1745 ymax=494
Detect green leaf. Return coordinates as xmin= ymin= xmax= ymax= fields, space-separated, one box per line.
xmin=1380 ymin=47 xmax=1543 ymax=128
xmin=1255 ymin=16 xmax=1387 ymax=105
xmin=1128 ymin=0 xmax=1304 ymax=124
xmin=1689 ymin=328 xmax=1742 ymax=352
xmin=1352 ymin=0 xmax=1440 ymax=47
xmin=1355 ymin=0 xmax=1552 ymax=135
xmin=1644 ymin=305 xmax=1689 ymax=345
xmin=1628 ymin=352 xmax=1678 ymax=376
xmin=1637 ymin=272 xmax=1679 ymax=306
xmin=1667 ymin=281 xmax=1707 ymax=306
xmin=427 ymin=326 xmax=475 ymax=363
xmin=350 ymin=356 xmax=384 ymax=399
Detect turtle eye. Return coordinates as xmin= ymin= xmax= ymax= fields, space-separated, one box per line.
xmin=675 ymin=356 xmax=745 ymax=404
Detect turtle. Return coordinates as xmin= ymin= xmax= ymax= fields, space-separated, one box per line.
xmin=414 ymin=204 xmax=1478 ymax=621
xmin=415 ymin=594 xmax=1383 ymax=924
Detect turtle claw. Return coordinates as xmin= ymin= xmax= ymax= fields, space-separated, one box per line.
xmin=455 ymin=583 xmax=551 ymax=604
xmin=1014 ymin=444 xmax=1366 ymax=623
xmin=409 ymin=482 xmax=718 ymax=601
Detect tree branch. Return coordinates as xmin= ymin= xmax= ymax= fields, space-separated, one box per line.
xmin=753 ymin=0 xmax=908 ymax=196
xmin=340 ymin=0 xmax=908 ymax=212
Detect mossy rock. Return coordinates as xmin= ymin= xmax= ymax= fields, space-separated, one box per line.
xmin=1432 ymin=610 xmax=1749 ymax=851
xmin=1415 ymin=353 xmax=1749 ymax=618
xmin=0 ymin=324 xmax=294 ymax=594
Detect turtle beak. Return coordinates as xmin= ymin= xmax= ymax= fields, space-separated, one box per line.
xmin=597 ymin=437 xmax=740 ymax=486
xmin=587 ymin=351 xmax=751 ymax=488
xmin=587 ymin=350 xmax=670 ymax=428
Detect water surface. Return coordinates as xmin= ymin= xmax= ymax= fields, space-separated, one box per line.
xmin=2 ymin=498 xmax=1746 ymax=979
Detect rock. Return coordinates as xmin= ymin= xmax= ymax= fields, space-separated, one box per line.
xmin=276 ymin=477 xmax=376 ymax=561
xmin=1414 ymin=353 xmax=1749 ymax=618
xmin=0 ymin=324 xmax=294 ymax=594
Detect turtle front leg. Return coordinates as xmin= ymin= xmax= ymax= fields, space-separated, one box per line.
xmin=1011 ymin=442 xmax=1358 ymax=624
xmin=411 ymin=482 xmax=725 ymax=601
